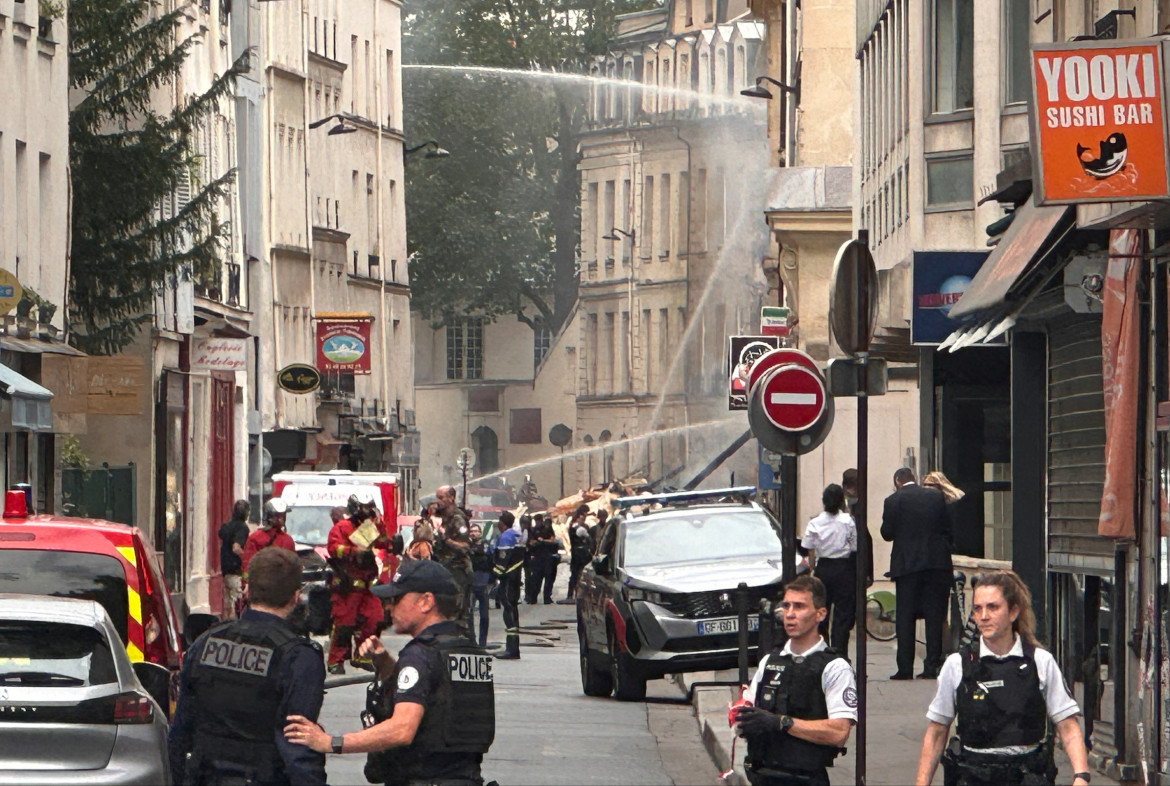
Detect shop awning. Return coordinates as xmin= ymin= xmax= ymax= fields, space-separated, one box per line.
xmin=0 ymin=335 xmax=86 ymax=356
xmin=949 ymin=202 xmax=1074 ymax=320
xmin=0 ymin=363 xmax=53 ymax=431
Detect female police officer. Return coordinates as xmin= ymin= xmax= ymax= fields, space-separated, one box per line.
xmin=283 ymin=559 xmax=494 ymax=786
xmin=915 ymin=571 xmax=1090 ymax=786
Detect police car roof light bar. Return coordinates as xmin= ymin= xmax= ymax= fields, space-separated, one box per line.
xmin=612 ymin=486 xmax=758 ymax=512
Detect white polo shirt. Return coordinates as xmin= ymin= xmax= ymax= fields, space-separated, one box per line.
xmin=926 ymin=635 xmax=1080 ymax=754
xmin=746 ymin=636 xmax=858 ymax=722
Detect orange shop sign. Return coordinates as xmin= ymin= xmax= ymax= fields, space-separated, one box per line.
xmin=1031 ymin=40 xmax=1170 ymax=204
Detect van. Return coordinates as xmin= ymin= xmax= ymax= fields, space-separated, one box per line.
xmin=0 ymin=491 xmax=183 ymax=676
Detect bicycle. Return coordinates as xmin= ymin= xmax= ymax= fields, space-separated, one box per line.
xmin=865 ymin=589 xmax=897 ymax=641
xmin=866 ymin=572 xmax=977 ymax=648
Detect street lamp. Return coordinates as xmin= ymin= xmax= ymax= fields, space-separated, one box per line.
xmin=601 ymin=227 xmax=635 ymax=243
xmin=740 ymin=76 xmax=800 ymax=101
xmin=308 ymin=113 xmax=358 ymax=135
xmin=404 ymin=140 xmax=451 ymax=159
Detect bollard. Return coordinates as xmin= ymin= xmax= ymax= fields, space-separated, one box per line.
xmin=737 ymin=582 xmax=750 ymax=686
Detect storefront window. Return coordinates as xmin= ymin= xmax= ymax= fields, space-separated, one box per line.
xmin=983 ymin=462 xmax=1012 ymax=560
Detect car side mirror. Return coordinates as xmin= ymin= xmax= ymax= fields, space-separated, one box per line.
xmin=592 ymin=554 xmax=613 ymax=576
xmin=182 ymin=612 xmax=218 ymax=651
xmin=132 ymin=661 xmax=170 ymax=716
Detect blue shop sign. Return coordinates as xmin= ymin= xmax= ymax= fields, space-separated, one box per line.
xmin=911 ymin=251 xmax=990 ymax=345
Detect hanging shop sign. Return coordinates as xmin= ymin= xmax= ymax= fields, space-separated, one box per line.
xmin=911 ymin=251 xmax=990 ymax=345
xmin=316 ymin=317 xmax=373 ymax=375
xmin=277 ymin=364 xmax=321 ymax=394
xmin=192 ymin=338 xmax=248 ymax=372
xmin=0 ymin=269 xmax=23 ymax=316
xmin=1031 ymin=39 xmax=1170 ymax=204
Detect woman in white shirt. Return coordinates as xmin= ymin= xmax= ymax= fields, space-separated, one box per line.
xmin=800 ymin=483 xmax=858 ymax=653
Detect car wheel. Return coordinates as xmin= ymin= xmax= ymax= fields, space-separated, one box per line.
xmin=608 ymin=627 xmax=646 ymax=702
xmin=579 ymin=623 xmax=613 ymax=697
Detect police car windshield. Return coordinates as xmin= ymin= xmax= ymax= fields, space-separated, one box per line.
xmin=622 ymin=509 xmax=782 ymax=568
xmin=285 ymin=506 xmax=333 ymax=546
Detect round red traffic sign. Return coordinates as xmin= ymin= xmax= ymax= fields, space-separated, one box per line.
xmin=747 ymin=348 xmax=820 ymax=393
xmin=759 ymin=364 xmax=827 ymax=432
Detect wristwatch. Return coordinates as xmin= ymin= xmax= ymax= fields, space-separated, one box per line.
xmin=778 ymin=715 xmax=794 ymax=732
xmin=331 ymin=735 xmax=344 ymax=754
xmin=1073 ymin=773 xmax=1091 ymax=784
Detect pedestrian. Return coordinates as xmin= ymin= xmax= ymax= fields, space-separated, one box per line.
xmin=880 ymin=467 xmax=954 ymax=680
xmin=467 ymin=522 xmax=495 ymax=648
xmin=218 ymin=499 xmax=251 ymax=618
xmin=325 ymin=499 xmax=389 ymax=676
xmin=923 ymin=471 xmax=965 ymax=504
xmin=520 ymin=514 xmax=536 ymax=602
xmin=527 ymin=514 xmax=559 ymax=604
xmin=492 ymin=511 xmax=523 ymax=660
xmin=915 ymin=571 xmax=1090 ymax=786
xmin=566 ymin=504 xmax=594 ymax=600
xmin=168 ymin=547 xmax=326 ymax=786
xmin=242 ymin=498 xmax=297 ymax=574
xmin=405 ymin=519 xmax=435 ymax=562
xmin=801 ymin=484 xmax=858 ymax=653
xmin=433 ymin=484 xmax=474 ymax=624
xmin=842 ymin=467 xmax=874 ymax=587
xmin=283 ymin=560 xmax=495 ymax=786
xmin=734 ymin=574 xmax=856 ymax=786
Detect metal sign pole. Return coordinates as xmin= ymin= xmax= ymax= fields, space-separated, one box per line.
xmin=855 ymin=369 xmax=868 ymax=786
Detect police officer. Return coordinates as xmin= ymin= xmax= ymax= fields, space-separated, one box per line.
xmin=492 ymin=511 xmax=523 ymax=660
xmin=168 ymin=547 xmax=326 ymax=786
xmin=283 ymin=559 xmax=494 ymax=786
xmin=915 ymin=571 xmax=1089 ymax=786
xmin=735 ymin=575 xmax=857 ymax=786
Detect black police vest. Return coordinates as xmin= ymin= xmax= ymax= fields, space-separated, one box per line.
xmin=365 ymin=632 xmax=495 ymax=785
xmin=747 ymin=648 xmax=843 ymax=774
xmin=955 ymin=640 xmax=1049 ymax=749
xmin=187 ymin=617 xmax=309 ymax=782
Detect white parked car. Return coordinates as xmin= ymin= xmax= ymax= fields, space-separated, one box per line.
xmin=0 ymin=594 xmax=171 ymax=785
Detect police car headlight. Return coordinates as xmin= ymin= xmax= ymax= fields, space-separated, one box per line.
xmin=627 ymin=588 xmax=665 ymax=605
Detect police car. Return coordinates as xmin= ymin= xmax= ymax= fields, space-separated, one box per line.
xmin=576 ymin=487 xmax=786 ymax=701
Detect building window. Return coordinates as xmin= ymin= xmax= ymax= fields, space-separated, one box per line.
xmin=925 ymin=154 xmax=974 ymax=208
xmin=446 ymin=318 xmax=484 ymax=380
xmin=534 ymin=321 xmax=552 ymax=369
xmin=509 ymin=408 xmax=542 ymax=445
xmin=1003 ymin=0 xmax=1031 ymax=105
xmin=931 ymin=0 xmax=974 ymax=113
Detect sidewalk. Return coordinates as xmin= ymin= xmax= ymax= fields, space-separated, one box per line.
xmin=682 ymin=635 xmax=1120 ymax=786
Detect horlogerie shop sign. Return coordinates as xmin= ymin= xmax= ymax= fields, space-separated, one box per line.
xmin=1031 ymin=40 xmax=1170 ymax=204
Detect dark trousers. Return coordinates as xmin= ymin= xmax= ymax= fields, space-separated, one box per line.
xmin=746 ymin=767 xmax=829 ymax=786
xmin=567 ymin=555 xmax=589 ymax=599
xmin=466 ymin=574 xmax=491 ymax=648
xmin=526 ymin=558 xmax=557 ymax=603
xmin=894 ymin=568 xmax=951 ymax=675
xmin=814 ymin=556 xmax=857 ymax=653
xmin=500 ymin=572 xmax=521 ymax=631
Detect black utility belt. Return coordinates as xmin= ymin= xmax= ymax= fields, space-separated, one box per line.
xmin=960 ymin=745 xmax=1042 ymax=762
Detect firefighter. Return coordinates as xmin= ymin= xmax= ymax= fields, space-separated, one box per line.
xmin=284 ymin=560 xmax=495 ymax=786
xmin=492 ymin=511 xmax=523 ymax=660
xmin=326 ymin=497 xmax=390 ymax=675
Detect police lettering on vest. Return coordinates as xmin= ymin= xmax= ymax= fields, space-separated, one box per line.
xmin=200 ymin=636 xmax=274 ymax=677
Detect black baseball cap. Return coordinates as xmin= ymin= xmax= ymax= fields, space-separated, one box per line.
xmin=372 ymin=559 xmax=459 ymax=599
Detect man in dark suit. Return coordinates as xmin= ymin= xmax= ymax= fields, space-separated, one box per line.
xmin=879 ymin=467 xmax=953 ymax=680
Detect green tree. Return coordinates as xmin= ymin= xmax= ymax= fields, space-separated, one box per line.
xmin=68 ymin=0 xmax=245 ymax=355
xmin=403 ymin=0 xmax=658 ymax=333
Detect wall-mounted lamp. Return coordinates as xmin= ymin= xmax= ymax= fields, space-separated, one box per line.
xmin=740 ymin=76 xmax=800 ymax=102
xmin=308 ymin=113 xmax=358 ymax=135
xmin=601 ymin=227 xmax=635 ymax=243
xmin=405 ymin=140 xmax=451 ymax=159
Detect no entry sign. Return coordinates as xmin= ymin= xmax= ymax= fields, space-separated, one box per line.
xmin=760 ymin=364 xmax=827 ymax=432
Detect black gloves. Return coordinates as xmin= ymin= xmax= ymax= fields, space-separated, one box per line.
xmin=735 ymin=706 xmax=786 ymax=737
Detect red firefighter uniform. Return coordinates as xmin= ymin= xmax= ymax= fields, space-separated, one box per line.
xmin=326 ymin=514 xmax=389 ymax=668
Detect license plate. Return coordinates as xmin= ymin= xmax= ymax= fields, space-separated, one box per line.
xmin=696 ymin=617 xmax=760 ymax=636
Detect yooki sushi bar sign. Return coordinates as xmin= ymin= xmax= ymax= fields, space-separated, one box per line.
xmin=1031 ymin=40 xmax=1170 ymax=204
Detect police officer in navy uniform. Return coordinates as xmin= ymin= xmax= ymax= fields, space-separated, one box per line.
xmin=916 ymin=571 xmax=1090 ymax=786
xmin=492 ymin=511 xmax=523 ymax=659
xmin=168 ymin=547 xmax=326 ymax=786
xmin=284 ymin=559 xmax=495 ymax=786
xmin=735 ymin=575 xmax=857 ymax=786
